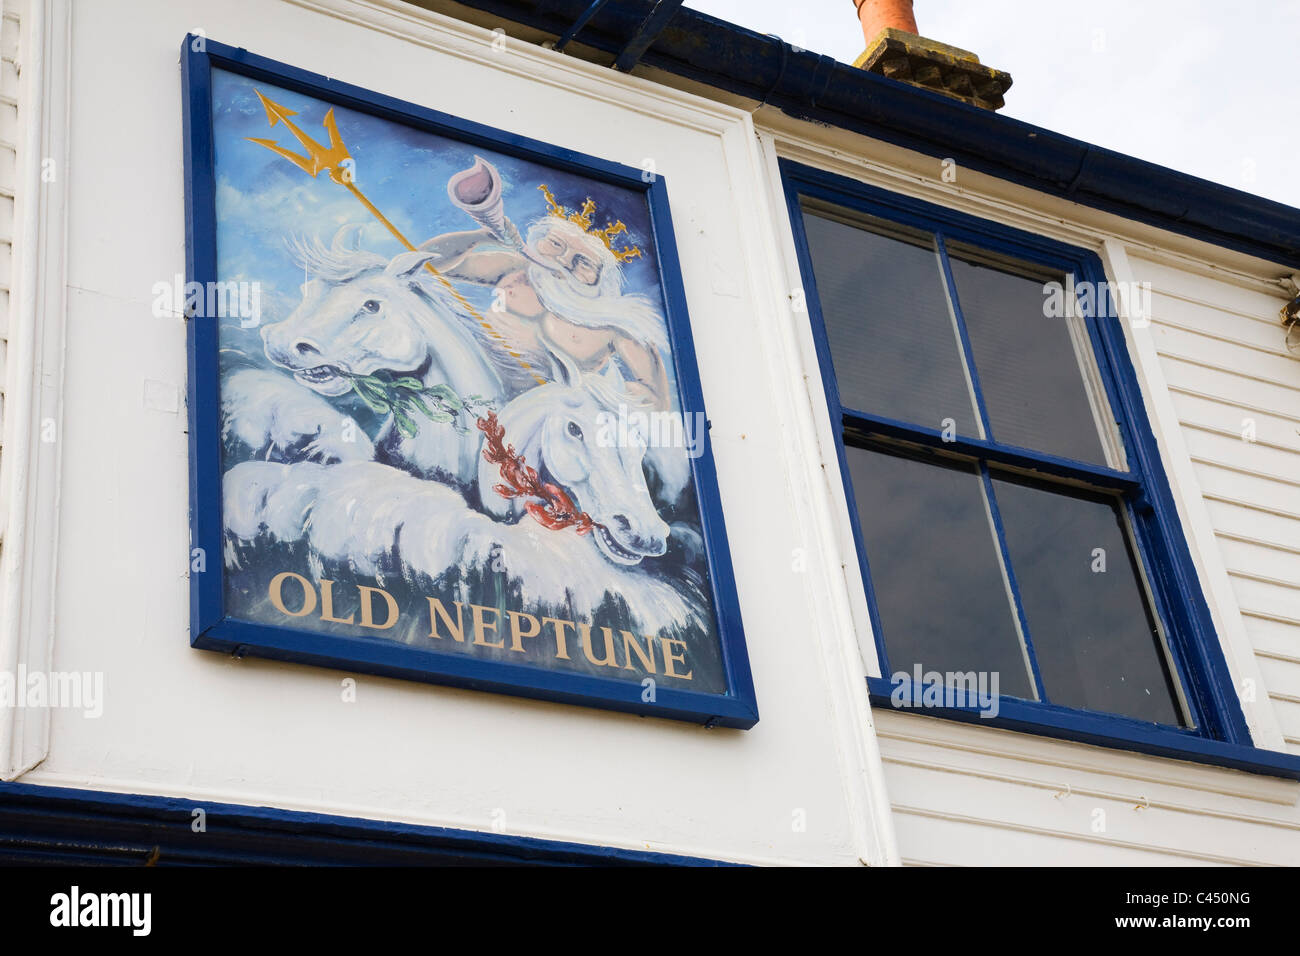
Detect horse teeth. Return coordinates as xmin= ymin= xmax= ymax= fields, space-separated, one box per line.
xmin=598 ymin=524 xmax=641 ymax=562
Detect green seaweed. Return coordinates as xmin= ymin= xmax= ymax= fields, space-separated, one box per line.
xmin=345 ymin=370 xmax=494 ymax=438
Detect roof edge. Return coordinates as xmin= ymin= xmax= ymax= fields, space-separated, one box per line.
xmin=432 ymin=0 xmax=1300 ymax=270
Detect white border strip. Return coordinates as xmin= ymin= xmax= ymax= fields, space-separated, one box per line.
xmin=0 ymin=0 xmax=71 ymax=780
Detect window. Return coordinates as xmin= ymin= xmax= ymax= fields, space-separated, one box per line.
xmin=781 ymin=161 xmax=1300 ymax=777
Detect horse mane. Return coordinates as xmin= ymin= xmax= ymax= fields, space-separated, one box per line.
xmin=287 ymin=226 xmax=388 ymax=283
xmin=582 ymin=365 xmax=652 ymax=413
xmin=289 ymin=226 xmax=480 ymax=336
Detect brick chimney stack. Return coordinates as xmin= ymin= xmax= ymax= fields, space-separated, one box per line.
xmin=851 ymin=0 xmax=1012 ymax=111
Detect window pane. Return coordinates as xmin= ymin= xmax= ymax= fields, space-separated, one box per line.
xmin=845 ymin=444 xmax=1035 ymax=699
xmin=946 ymin=245 xmax=1110 ymax=465
xmin=991 ymin=474 xmax=1185 ymax=725
xmin=801 ymin=207 xmax=979 ymax=436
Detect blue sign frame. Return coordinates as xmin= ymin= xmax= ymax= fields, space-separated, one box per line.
xmin=182 ymin=36 xmax=758 ymax=729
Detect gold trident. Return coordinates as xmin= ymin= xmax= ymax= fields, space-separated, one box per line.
xmin=246 ymin=90 xmax=545 ymax=385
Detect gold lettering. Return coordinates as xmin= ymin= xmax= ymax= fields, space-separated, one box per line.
xmin=660 ymin=638 xmax=693 ymax=681
xmin=580 ymin=624 xmax=620 ymax=668
xmin=427 ymin=598 xmax=467 ymax=642
xmin=358 ymin=585 xmax=398 ymax=630
xmin=470 ymin=604 xmax=504 ymax=648
xmin=621 ymin=630 xmax=657 ymax=674
xmin=507 ymin=610 xmax=541 ymax=653
xmin=319 ymin=579 xmax=355 ymax=625
xmin=269 ymin=572 xmax=316 ymax=618
xmin=542 ymin=617 xmax=574 ymax=660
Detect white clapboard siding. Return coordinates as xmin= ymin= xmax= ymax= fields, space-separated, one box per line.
xmin=875 ymin=706 xmax=1300 ymax=866
xmin=874 ymin=249 xmax=1300 ymax=865
xmin=1134 ymin=253 xmax=1300 ymax=757
xmin=0 ymin=0 xmax=19 ymax=557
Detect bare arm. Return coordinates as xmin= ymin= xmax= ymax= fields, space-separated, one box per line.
xmin=418 ymin=228 xmax=527 ymax=285
xmin=614 ymin=336 xmax=671 ymax=412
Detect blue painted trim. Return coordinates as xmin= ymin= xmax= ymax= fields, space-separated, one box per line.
xmin=781 ymin=158 xmax=1274 ymax=769
xmin=839 ymin=409 xmax=1140 ymax=491
xmin=868 ymin=677 xmax=1300 ymax=780
xmin=181 ymin=36 xmax=757 ymax=730
xmin=612 ymin=0 xmax=685 ymax=73
xmin=449 ymin=0 xmax=1300 ymax=268
xmin=555 ymin=0 xmax=615 ymax=52
xmin=0 ymin=780 xmax=737 ymax=865
xmin=182 ymin=38 xmax=222 ymax=644
xmin=644 ymin=179 xmax=759 ymax=716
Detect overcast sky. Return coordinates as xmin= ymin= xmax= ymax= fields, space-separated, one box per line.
xmin=685 ymin=0 xmax=1299 ymax=208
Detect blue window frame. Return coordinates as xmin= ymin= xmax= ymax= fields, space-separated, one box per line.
xmin=781 ymin=159 xmax=1300 ymax=779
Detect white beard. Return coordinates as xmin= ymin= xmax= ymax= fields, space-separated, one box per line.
xmin=528 ymin=263 xmax=668 ymax=355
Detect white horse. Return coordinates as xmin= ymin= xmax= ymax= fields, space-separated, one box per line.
xmin=223 ymin=361 xmax=705 ymax=633
xmin=225 ymin=227 xmax=504 ymax=485
xmin=224 ymin=228 xmax=697 ymax=512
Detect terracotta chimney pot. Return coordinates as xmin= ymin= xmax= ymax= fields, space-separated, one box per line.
xmin=854 ymin=0 xmax=918 ymax=44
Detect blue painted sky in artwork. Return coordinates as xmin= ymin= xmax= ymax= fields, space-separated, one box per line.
xmin=210 ymin=68 xmax=668 ymax=361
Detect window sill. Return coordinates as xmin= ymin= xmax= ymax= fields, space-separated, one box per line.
xmin=867 ymin=677 xmax=1300 ymax=781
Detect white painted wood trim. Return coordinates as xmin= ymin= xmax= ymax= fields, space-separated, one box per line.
xmin=875 ymin=709 xmax=1298 ymax=806
xmin=748 ymin=128 xmax=899 ymax=866
xmin=282 ymin=0 xmax=750 ymax=136
xmin=0 ymin=0 xmax=70 ymax=780
xmin=754 ymin=132 xmax=884 ymax=686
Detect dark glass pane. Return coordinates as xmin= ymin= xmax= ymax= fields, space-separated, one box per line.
xmin=801 ymin=207 xmax=979 ymax=435
xmin=991 ymin=475 xmax=1184 ymax=725
xmin=946 ymin=245 xmax=1109 ymax=465
xmin=846 ymin=445 xmax=1034 ymax=699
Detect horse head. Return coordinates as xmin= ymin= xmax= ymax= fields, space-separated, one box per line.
xmin=261 ymin=230 xmax=449 ymax=396
xmin=479 ymin=355 xmax=669 ymax=567
xmin=259 ymin=227 xmax=503 ymax=483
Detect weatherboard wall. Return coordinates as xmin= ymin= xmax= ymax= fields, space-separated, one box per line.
xmin=0 ymin=0 xmax=1296 ymax=866
xmin=1131 ymin=255 xmax=1300 ymax=756
xmin=0 ymin=0 xmax=19 ymax=568
xmin=0 ymin=0 xmax=897 ymax=866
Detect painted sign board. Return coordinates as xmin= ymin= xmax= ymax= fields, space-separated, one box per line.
xmin=182 ymin=37 xmax=758 ymax=728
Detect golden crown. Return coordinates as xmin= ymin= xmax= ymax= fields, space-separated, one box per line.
xmin=537 ymin=184 xmax=643 ymax=263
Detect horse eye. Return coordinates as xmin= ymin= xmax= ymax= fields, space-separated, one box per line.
xmin=362 ymin=299 xmax=381 ymax=313
xmin=566 ymin=421 xmax=583 ymax=440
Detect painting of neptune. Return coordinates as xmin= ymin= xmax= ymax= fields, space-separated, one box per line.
xmin=209 ymin=70 xmax=727 ymax=693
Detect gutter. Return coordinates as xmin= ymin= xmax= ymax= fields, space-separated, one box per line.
xmin=435 ymin=0 xmax=1300 ymax=269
